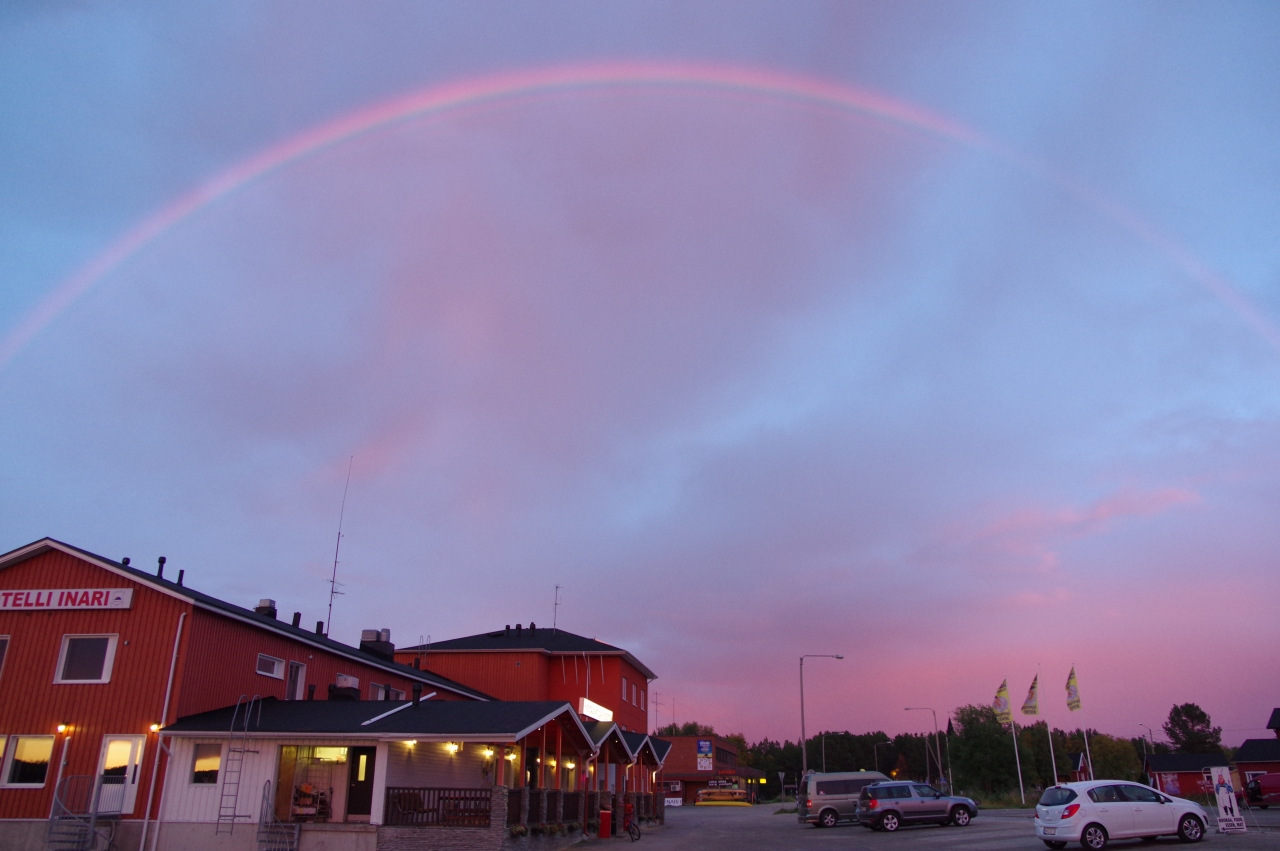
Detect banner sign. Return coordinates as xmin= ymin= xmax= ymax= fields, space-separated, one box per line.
xmin=664 ymin=797 xmax=683 ymax=807
xmin=993 ymin=680 xmax=1012 ymax=724
xmin=0 ymin=589 xmax=133 ymax=610
xmin=1066 ymin=667 xmax=1082 ymax=711
xmin=696 ymin=739 xmax=713 ymax=771
xmin=1210 ymin=766 xmax=1246 ymax=833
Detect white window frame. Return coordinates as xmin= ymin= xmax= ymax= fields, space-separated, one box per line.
xmin=622 ymin=676 xmax=628 ymax=703
xmin=286 ymin=661 xmax=306 ymax=700
xmin=255 ymin=654 xmax=285 ymax=679
xmin=335 ymin=673 xmax=359 ymax=689
xmin=190 ymin=742 xmax=222 ymax=785
xmin=1 ymin=734 xmax=56 ymax=787
xmin=53 ymin=634 xmax=119 ymax=684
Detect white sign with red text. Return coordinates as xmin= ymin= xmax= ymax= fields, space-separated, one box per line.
xmin=0 ymin=589 xmax=133 ymax=610
xmin=1210 ymin=766 xmax=1246 ymax=833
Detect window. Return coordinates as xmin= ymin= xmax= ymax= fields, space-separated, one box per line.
xmin=370 ymin=683 xmax=405 ymax=701
xmin=192 ymin=743 xmax=221 ymax=784
xmin=631 ymin=683 xmax=637 ymax=705
xmin=55 ymin=635 xmax=118 ymax=683
xmin=335 ymin=673 xmax=359 ymax=689
xmin=256 ymin=654 xmax=285 ymax=679
xmin=640 ymin=689 xmax=645 ymax=710
xmin=286 ymin=662 xmax=306 ymax=700
xmin=2 ymin=735 xmax=54 ymax=786
xmin=622 ymin=676 xmax=628 ymax=703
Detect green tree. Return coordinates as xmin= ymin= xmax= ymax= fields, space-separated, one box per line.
xmin=1086 ymin=733 xmax=1141 ymax=781
xmin=654 ymin=720 xmax=715 ymax=737
xmin=1163 ymin=703 xmax=1222 ymax=753
xmin=950 ymin=704 xmax=1020 ymax=794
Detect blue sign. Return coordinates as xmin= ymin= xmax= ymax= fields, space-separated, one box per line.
xmin=697 ymin=739 xmax=713 ymax=756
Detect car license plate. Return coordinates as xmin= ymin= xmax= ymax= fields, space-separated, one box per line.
xmin=1043 ymin=828 xmax=1056 ymax=835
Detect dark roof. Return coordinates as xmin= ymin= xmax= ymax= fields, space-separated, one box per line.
xmin=164 ymin=697 xmax=584 ymax=742
xmin=0 ymin=538 xmax=490 ymax=701
xmin=583 ymin=720 xmax=619 ymax=748
xmin=1145 ymin=752 xmax=1228 ymax=772
xmin=1267 ymin=708 xmax=1280 ymax=731
xmin=403 ymin=626 xmax=656 ymax=681
xmin=650 ymin=737 xmax=672 ymax=763
xmin=1069 ymin=753 xmax=1086 ymax=771
xmin=1235 ymin=738 xmax=1280 ymax=764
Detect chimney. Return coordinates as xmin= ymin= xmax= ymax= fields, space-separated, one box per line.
xmin=383 ymin=684 xmax=392 ymax=701
xmin=316 ymin=620 xmax=325 ymax=635
xmin=291 ymin=612 xmax=301 ymax=628
xmin=157 ymin=556 xmax=166 ymax=578
xmin=177 ymin=569 xmax=184 ymax=586
xmin=516 ymin=624 xmax=523 ymax=637
xmin=254 ymin=599 xmax=278 ymax=619
xmin=359 ymin=628 xmax=395 ymax=661
xmin=505 ymin=624 xmax=511 ymax=637
xmin=412 ymin=683 xmax=423 ymax=705
xmin=307 ymin=683 xmax=316 ymax=700
xmin=122 ymin=557 xmax=130 ymax=566
xmin=529 ymin=622 xmax=536 ymax=636
xmin=412 ymin=658 xmax=420 ymax=670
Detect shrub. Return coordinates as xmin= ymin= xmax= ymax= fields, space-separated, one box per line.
xmin=508 ymin=824 xmax=528 ymax=837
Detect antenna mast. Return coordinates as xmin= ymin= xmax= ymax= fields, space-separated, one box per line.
xmin=325 ymin=456 xmax=353 ymax=637
xmin=553 ymin=584 xmax=562 ymax=632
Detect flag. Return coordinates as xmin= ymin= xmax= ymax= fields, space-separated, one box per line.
xmin=993 ymin=679 xmax=1012 ymax=724
xmin=1066 ymin=667 xmax=1081 ymax=711
xmin=1021 ymin=675 xmax=1039 ymax=716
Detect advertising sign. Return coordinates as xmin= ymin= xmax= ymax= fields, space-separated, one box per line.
xmin=696 ymin=739 xmax=713 ymax=772
xmin=578 ymin=697 xmax=613 ymax=723
xmin=664 ymin=797 xmax=683 ymax=807
xmin=0 ymin=588 xmax=133 ymax=610
xmin=1209 ymin=766 xmax=1246 ymax=833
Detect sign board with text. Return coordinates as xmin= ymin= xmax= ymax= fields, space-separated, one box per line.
xmin=0 ymin=589 xmax=133 ymax=610
xmin=1210 ymin=766 xmax=1246 ymax=833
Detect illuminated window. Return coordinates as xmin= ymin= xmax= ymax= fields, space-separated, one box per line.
xmin=55 ymin=635 xmax=118 ymax=683
xmin=256 ymin=654 xmax=285 ymax=679
xmin=192 ymin=743 xmax=221 ymax=784
xmin=2 ymin=736 xmax=54 ymax=786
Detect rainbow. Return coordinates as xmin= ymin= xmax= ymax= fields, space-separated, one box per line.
xmin=3 ymin=60 xmax=1276 ymax=368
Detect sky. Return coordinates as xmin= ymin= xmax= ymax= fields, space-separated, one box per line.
xmin=2 ymin=1 xmax=1278 ymax=748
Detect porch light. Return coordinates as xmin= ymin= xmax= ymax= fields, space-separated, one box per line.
xmin=445 ymin=742 xmax=460 ymax=754
xmin=56 ymin=725 xmax=68 ymax=734
xmin=149 ymin=724 xmax=160 ymax=733
xmin=483 ymin=747 xmax=494 ymax=759
xmin=505 ymin=751 xmax=517 ymax=762
xmin=404 ymin=740 xmax=417 ymax=746
xmin=566 ymin=761 xmax=576 ymax=770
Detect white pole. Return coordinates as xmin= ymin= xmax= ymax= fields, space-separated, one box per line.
xmin=1082 ymin=726 xmax=1094 ymax=781
xmin=1012 ymin=720 xmax=1025 ymax=805
xmin=1046 ymin=722 xmax=1058 ymax=786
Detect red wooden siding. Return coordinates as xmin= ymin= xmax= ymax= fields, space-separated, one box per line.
xmin=0 ymin=549 xmax=191 ymax=819
xmin=401 ymin=651 xmax=549 ymax=702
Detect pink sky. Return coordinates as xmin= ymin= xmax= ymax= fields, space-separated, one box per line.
xmin=2 ymin=3 xmax=1278 ymax=748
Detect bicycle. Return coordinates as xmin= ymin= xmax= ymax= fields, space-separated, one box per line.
xmin=624 ymin=803 xmax=641 ymax=841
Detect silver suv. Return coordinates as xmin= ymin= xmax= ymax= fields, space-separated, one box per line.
xmin=857 ymin=781 xmax=978 ymax=831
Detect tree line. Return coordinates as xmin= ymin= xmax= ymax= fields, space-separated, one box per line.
xmin=656 ymin=702 xmax=1223 ymax=800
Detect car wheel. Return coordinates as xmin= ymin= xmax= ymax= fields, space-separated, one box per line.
xmin=1176 ymin=814 xmax=1204 ymax=843
xmin=880 ymin=812 xmax=900 ymax=832
xmin=1044 ymin=842 xmax=1068 ymax=850
xmin=1080 ymin=823 xmax=1108 ymax=850
xmin=818 ymin=809 xmax=838 ymax=829
xmin=950 ymin=806 xmax=971 ymax=826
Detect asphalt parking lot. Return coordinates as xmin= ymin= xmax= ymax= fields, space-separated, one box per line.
xmin=576 ymin=804 xmax=1280 ymax=850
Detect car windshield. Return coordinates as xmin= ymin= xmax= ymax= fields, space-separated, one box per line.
xmin=1039 ymin=787 xmax=1077 ymax=807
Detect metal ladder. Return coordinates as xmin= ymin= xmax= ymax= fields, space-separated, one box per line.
xmin=215 ymin=695 xmax=262 ymax=834
xmin=256 ymin=780 xmax=300 ymax=851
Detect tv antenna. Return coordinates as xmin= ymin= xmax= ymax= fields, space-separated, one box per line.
xmin=552 ymin=585 xmax=562 ymax=632
xmin=325 ymin=456 xmax=353 ymax=637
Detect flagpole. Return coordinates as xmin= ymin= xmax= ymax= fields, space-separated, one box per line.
xmin=1042 ymin=665 xmax=1058 ymax=786
xmin=1012 ymin=718 xmax=1025 ymax=804
xmin=1082 ymin=724 xmax=1094 ymax=781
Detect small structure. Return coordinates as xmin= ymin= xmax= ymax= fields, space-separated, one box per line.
xmin=158 ymin=696 xmax=665 ymax=849
xmin=1068 ymin=752 xmax=1091 ymax=782
xmin=654 ymin=734 xmax=760 ymax=805
xmin=1144 ymin=752 xmax=1229 ymax=797
xmin=1233 ymin=709 xmax=1280 ymax=787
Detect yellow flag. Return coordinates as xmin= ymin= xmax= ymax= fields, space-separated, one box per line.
xmin=1021 ymin=674 xmax=1039 ymax=716
xmin=993 ymin=679 xmax=1012 ymax=724
xmin=1066 ymin=667 xmax=1081 ymax=712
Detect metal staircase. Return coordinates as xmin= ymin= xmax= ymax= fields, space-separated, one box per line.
xmin=256 ymin=780 xmax=300 ymax=851
xmin=215 ymin=694 xmax=262 ymax=834
xmin=47 ymin=775 xmax=121 ymax=851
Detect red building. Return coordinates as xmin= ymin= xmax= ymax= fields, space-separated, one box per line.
xmin=1144 ymin=752 xmax=1229 ymax=798
xmin=0 ymin=538 xmax=486 ymax=848
xmin=1234 ymin=708 xmax=1280 ymax=787
xmin=654 ymin=734 xmax=762 ymax=804
xmin=395 ymin=624 xmax=656 ymax=733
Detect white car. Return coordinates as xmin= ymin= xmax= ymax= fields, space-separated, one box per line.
xmin=1034 ymin=780 xmax=1209 ymax=849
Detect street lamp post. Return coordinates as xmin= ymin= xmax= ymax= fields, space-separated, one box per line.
xmin=906 ymin=707 xmax=942 ymax=787
xmin=873 ymin=741 xmax=888 ymax=775
xmin=800 ymin=654 xmax=844 ymax=778
xmin=1139 ymin=723 xmax=1156 ymax=762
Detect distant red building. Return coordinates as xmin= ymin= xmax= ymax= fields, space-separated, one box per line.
xmin=655 ymin=734 xmax=762 ymax=804
xmin=396 ymin=624 xmax=656 ymax=734
xmin=0 ymin=538 xmax=485 ymax=847
xmin=1144 ymin=752 xmax=1228 ymax=797
xmin=1233 ymin=708 xmax=1280 ymax=786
